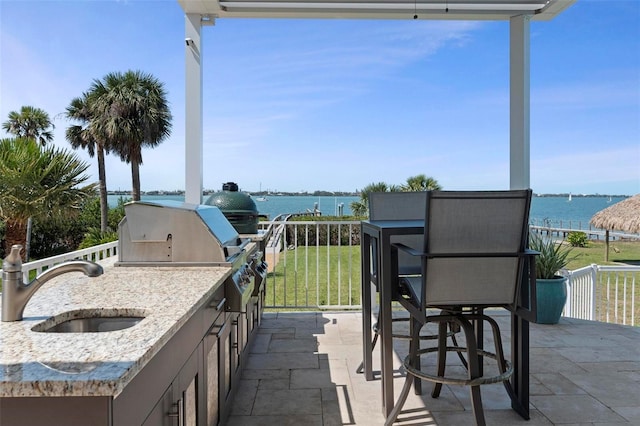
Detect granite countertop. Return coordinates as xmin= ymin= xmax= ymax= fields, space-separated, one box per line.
xmin=0 ymin=257 xmax=231 ymax=398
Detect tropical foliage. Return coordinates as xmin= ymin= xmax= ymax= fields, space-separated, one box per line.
xmin=350 ymin=175 xmax=441 ymax=217
xmin=0 ymin=138 xmax=95 ymax=259
xmin=86 ymin=70 xmax=172 ymax=201
xmin=350 ymin=182 xmax=389 ymax=217
xmin=76 ymin=196 xmax=126 ymax=248
xmin=2 ymin=106 xmax=55 ymax=146
xmin=66 ymin=94 xmax=111 ymax=233
xmin=567 ymin=231 xmax=589 ymax=247
xmin=529 ymin=232 xmax=574 ymax=279
xmin=401 ymin=174 xmax=442 ymax=192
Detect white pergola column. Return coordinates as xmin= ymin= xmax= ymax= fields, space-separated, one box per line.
xmin=509 ymin=14 xmax=531 ymax=190
xmin=185 ymin=13 xmax=204 ymax=204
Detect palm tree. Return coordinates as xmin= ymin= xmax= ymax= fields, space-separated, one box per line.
xmin=0 ymin=138 xmax=95 ymax=260
xmin=65 ymin=94 xmax=110 ymax=233
xmin=401 ymin=174 xmax=442 ymax=191
xmin=351 ymin=176 xmax=441 ymax=217
xmin=351 ymin=182 xmax=392 ymax=217
xmin=2 ymin=106 xmax=55 ymax=146
xmin=89 ymin=70 xmax=172 ymax=201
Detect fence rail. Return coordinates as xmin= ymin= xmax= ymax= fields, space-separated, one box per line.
xmin=0 ymin=242 xmax=118 ymax=283
xmin=564 ymin=264 xmax=639 ymax=326
xmin=262 ymin=220 xmax=361 ymax=310
xmin=2 ymin=222 xmax=638 ymax=327
xmin=530 ymin=224 xmax=639 ymax=241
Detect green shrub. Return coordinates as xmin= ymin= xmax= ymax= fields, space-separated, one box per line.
xmin=285 ymin=216 xmax=360 ymax=246
xmin=567 ymin=231 xmax=588 ymax=247
xmin=79 ymin=227 xmax=118 ymax=249
xmin=529 ymin=232 xmax=575 ymax=279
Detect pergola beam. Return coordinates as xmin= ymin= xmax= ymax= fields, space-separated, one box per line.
xmin=509 ymin=14 xmax=531 ymax=190
xmin=180 ymin=0 xmax=574 ymax=201
xmin=185 ymin=13 xmax=204 ymax=204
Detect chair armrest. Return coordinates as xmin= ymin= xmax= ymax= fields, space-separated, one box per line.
xmin=391 ymin=242 xmax=422 ymax=257
xmin=391 ymin=244 xmax=540 ymax=259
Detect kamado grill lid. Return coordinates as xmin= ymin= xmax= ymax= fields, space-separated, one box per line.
xmin=205 ymin=182 xmax=259 ymax=234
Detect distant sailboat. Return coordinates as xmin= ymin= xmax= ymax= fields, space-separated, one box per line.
xmin=255 ymin=183 xmax=268 ymax=201
xmin=607 ymin=196 xmax=612 ymax=203
xmin=568 ymin=193 xmax=572 ymax=202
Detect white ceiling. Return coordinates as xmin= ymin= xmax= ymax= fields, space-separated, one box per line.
xmin=178 ymin=0 xmax=575 ymax=21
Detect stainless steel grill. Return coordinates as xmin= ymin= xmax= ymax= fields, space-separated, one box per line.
xmin=116 ymin=200 xmax=255 ymax=311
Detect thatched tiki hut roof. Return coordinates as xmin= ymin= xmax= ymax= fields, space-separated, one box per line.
xmin=590 ymin=194 xmax=640 ymax=261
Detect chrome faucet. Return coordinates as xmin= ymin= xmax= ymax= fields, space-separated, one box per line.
xmin=1 ymin=245 xmax=104 ymax=322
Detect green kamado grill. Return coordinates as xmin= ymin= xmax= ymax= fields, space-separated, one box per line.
xmin=205 ymin=182 xmax=259 ymax=234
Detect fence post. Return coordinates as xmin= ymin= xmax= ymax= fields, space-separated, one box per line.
xmin=564 ymin=271 xmax=573 ymax=318
xmin=590 ymin=264 xmax=598 ymax=321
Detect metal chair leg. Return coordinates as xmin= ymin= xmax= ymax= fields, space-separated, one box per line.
xmin=458 ymin=317 xmax=487 ymax=426
xmin=356 ymin=328 xmax=379 ymax=374
xmin=385 ymin=317 xmax=422 ymax=426
xmin=431 ymin=321 xmax=448 ymax=398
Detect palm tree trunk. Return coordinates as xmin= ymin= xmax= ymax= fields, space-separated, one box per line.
xmin=4 ymin=219 xmax=28 ymax=261
xmin=131 ymin=161 xmax=141 ymax=201
xmin=97 ymin=146 xmax=109 ymax=232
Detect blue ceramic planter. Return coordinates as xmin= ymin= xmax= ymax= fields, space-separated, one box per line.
xmin=536 ymin=277 xmax=567 ymax=324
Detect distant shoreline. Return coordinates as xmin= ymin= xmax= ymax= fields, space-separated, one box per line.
xmin=106 ymin=190 xmax=632 ymax=198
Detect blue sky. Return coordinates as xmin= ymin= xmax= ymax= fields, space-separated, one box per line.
xmin=1 ymin=0 xmax=638 ymax=195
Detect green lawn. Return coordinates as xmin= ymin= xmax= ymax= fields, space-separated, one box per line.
xmin=266 ymin=240 xmax=640 ymax=324
xmin=265 ymin=245 xmax=361 ymax=309
xmin=565 ymin=240 xmax=640 ymax=269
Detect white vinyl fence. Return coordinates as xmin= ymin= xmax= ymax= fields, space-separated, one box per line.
xmin=564 ymin=264 xmax=640 ymax=326
xmin=1 ymin=242 xmax=118 ymax=283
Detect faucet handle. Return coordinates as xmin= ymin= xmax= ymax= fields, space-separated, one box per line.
xmin=3 ymin=245 xmax=23 ymax=272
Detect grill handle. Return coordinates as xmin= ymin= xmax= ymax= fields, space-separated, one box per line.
xmin=210 ymin=298 xmax=226 ymax=311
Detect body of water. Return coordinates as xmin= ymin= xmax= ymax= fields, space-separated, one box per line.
xmin=107 ymin=194 xmax=629 ymax=230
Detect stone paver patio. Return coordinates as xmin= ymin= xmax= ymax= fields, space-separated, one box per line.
xmin=227 ymin=311 xmax=640 ymax=426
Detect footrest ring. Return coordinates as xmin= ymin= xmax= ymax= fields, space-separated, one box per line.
xmin=403 ymin=346 xmax=513 ymax=386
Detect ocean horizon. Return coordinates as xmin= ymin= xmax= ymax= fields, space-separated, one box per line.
xmin=107 ymin=193 xmax=630 ymax=231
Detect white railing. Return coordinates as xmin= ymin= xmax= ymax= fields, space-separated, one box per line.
xmin=261 ymin=219 xmax=361 ymax=310
xmin=0 ymin=242 xmax=118 ymax=283
xmin=564 ymin=264 xmax=640 ymax=326
xmin=2 ymin=226 xmax=638 ymax=327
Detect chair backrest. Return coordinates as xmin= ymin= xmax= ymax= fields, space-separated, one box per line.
xmin=369 ymin=192 xmax=427 ymax=221
xmin=421 ymin=189 xmax=532 ymax=308
xmin=369 ymin=192 xmax=427 ymax=275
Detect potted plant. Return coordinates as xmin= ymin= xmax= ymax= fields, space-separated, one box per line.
xmin=529 ymin=232 xmax=574 ymax=324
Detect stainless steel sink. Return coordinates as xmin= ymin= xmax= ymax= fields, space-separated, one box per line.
xmin=32 ymin=309 xmax=146 ymax=333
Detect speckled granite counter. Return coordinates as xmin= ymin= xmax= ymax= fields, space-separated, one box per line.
xmin=0 ymin=257 xmax=231 ymax=398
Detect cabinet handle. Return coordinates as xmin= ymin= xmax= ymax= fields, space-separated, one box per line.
xmin=167 ymin=402 xmax=179 ymax=417
xmin=210 ymin=297 xmax=226 ymax=311
xmin=167 ymin=400 xmax=184 ymax=426
xmin=209 ymin=321 xmax=229 ymax=336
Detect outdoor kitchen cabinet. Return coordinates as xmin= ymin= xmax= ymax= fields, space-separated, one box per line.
xmin=0 ymin=298 xmax=210 ymax=426
xmin=111 ymin=296 xmax=211 ymax=426
xmin=203 ymin=310 xmax=232 ymax=426
xmin=141 ymin=344 xmax=202 ymax=426
xmin=111 ymin=284 xmax=230 ymax=426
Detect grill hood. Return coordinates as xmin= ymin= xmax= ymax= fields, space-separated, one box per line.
xmin=116 ymin=200 xmax=249 ymax=266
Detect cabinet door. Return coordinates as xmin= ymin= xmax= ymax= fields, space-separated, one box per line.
xmin=142 ymin=385 xmax=173 ymax=426
xmin=204 ymin=318 xmax=231 ymax=426
xmin=173 ymin=343 xmax=203 ymax=426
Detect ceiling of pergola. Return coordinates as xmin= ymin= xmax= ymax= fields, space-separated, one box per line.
xmin=178 ymin=0 xmax=575 ymax=21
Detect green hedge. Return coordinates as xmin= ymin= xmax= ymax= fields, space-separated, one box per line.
xmin=285 ymin=216 xmax=361 ymax=247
